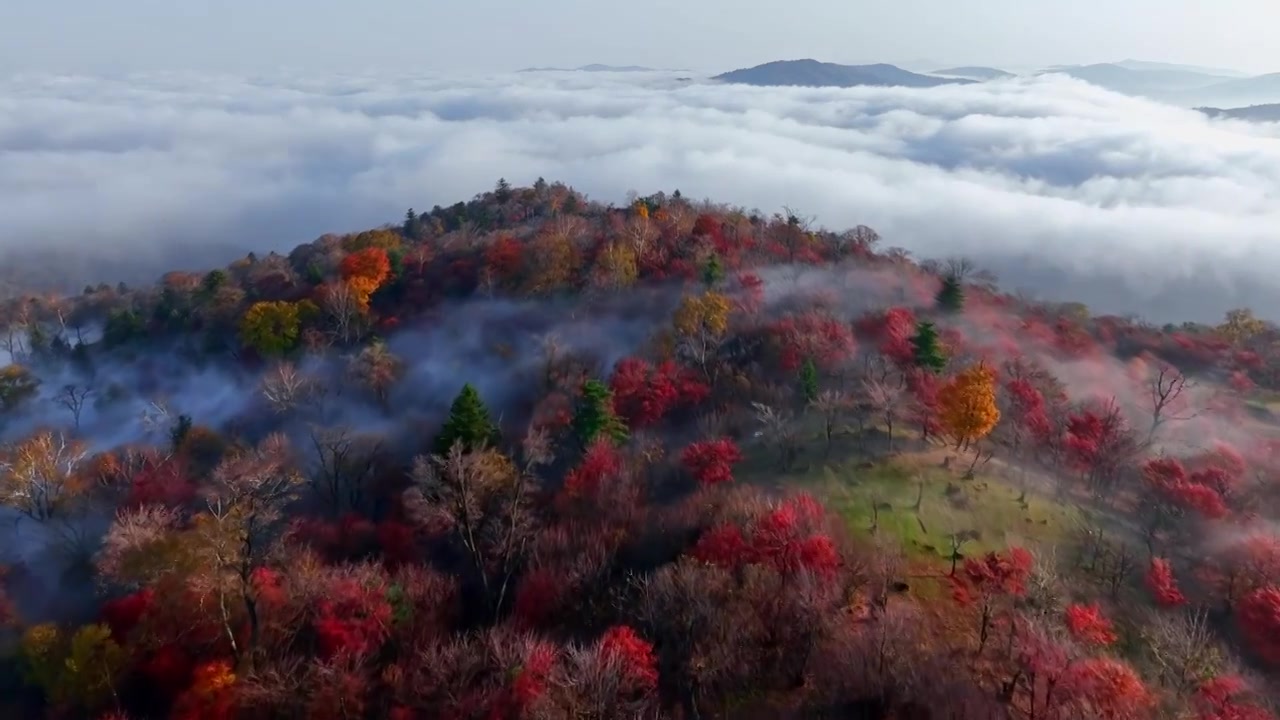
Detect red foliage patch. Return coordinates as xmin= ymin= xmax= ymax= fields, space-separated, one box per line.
xmin=1145 ymin=557 xmax=1187 ymax=607
xmin=771 ymin=311 xmax=856 ymax=372
xmin=1064 ymin=657 xmax=1150 ymax=719
xmin=484 ymin=235 xmax=526 ymax=286
xmin=690 ymin=494 xmax=840 ymax=578
xmin=125 ymin=455 xmax=196 ymax=509
xmin=679 ymin=438 xmax=742 ymax=486
xmin=1064 ymin=602 xmax=1117 ymax=646
xmin=313 ymin=578 xmax=393 ymax=660
xmin=513 ymin=567 xmax=564 ymax=629
xmin=599 ymin=625 xmax=659 ymax=692
xmin=376 ymin=519 xmax=420 ymax=569
xmin=1236 ymin=586 xmax=1280 ymax=666
xmin=560 ymin=441 xmax=623 ymax=503
xmin=101 ymin=588 xmax=155 ymax=642
xmin=951 ymin=548 xmax=1034 ymax=605
xmin=1194 ymin=676 xmax=1276 ymax=720
xmin=610 ymin=357 xmax=709 ymax=428
xmin=1005 ymin=378 xmax=1052 ymax=443
xmin=734 ymin=272 xmax=765 ymax=314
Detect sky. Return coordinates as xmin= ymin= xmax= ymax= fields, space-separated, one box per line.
xmin=0 ymin=0 xmax=1275 ymax=75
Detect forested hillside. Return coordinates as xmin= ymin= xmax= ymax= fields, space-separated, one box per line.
xmin=0 ymin=179 xmax=1278 ymax=719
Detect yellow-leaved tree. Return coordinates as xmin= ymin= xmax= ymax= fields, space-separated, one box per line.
xmin=20 ymin=622 xmax=126 ymax=712
xmin=938 ymin=362 xmax=1001 ymax=451
xmin=592 ymin=242 xmax=639 ymax=289
xmin=673 ymin=291 xmax=731 ymax=338
xmin=239 ymin=300 xmax=302 ymax=357
xmin=672 ymin=291 xmax=732 ymax=382
xmin=1218 ymin=307 xmax=1265 ymax=346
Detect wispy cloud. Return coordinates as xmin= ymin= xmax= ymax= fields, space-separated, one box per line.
xmin=3 ymin=70 xmax=1280 ymax=321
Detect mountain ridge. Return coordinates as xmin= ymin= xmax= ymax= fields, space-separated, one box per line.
xmin=713 ymin=59 xmax=975 ymax=89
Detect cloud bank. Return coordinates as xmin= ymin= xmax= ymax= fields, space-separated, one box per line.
xmin=4 ymin=69 xmax=1280 ymax=322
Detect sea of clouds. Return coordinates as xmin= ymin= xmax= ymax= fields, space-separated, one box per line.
xmin=4 ymin=69 xmax=1280 ymax=322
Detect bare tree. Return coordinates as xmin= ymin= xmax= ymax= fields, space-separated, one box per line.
xmin=537 ymin=333 xmax=562 ymax=391
xmin=810 ymin=390 xmax=850 ymax=457
xmin=675 ymin=312 xmax=728 ymax=387
xmin=1139 ymin=608 xmax=1227 ymax=695
xmin=1020 ymin=548 xmax=1067 ymax=623
xmin=862 ymin=376 xmax=904 ymax=454
xmin=260 ymin=362 xmax=316 ymax=415
xmin=942 ymin=256 xmax=975 ymax=281
xmin=0 ymin=304 xmax=31 ymax=364
xmin=0 ymin=429 xmax=89 ymax=521
xmin=139 ymin=399 xmax=173 ymax=450
xmin=621 ymin=212 xmax=658 ymax=257
xmin=95 ymin=504 xmax=186 ymax=589
xmin=319 ymin=281 xmax=363 ymax=345
xmin=348 ymin=341 xmax=403 ymax=409
xmin=752 ymin=401 xmax=799 ymax=470
xmin=54 ymin=383 xmax=93 ymax=431
xmin=197 ymin=434 xmax=304 ymax=669
xmin=307 ymin=426 xmax=381 ymax=517
xmin=403 ymin=439 xmax=538 ymax=621
xmin=1145 ymin=364 xmax=1198 ymax=443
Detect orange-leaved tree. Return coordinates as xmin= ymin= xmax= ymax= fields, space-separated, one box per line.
xmin=340 ymin=247 xmax=392 ymax=309
xmin=938 ymin=362 xmax=1001 ymax=451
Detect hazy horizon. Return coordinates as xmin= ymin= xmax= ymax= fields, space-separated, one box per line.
xmin=2 ymin=0 xmax=1277 ymax=76
xmin=6 ymin=68 xmax=1280 ymax=325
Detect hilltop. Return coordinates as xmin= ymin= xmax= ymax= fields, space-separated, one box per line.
xmin=1042 ymin=63 xmax=1280 ymax=107
xmin=1199 ymin=103 xmax=1280 ymax=121
xmin=0 ymin=180 xmax=1278 ymax=718
xmin=930 ymin=65 xmax=1015 ymax=80
xmin=713 ymin=59 xmax=975 ymax=88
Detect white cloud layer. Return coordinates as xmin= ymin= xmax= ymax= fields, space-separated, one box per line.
xmin=4 ymin=70 xmax=1280 ymax=322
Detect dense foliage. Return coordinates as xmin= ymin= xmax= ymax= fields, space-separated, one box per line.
xmin=0 ymin=180 xmax=1278 ymax=719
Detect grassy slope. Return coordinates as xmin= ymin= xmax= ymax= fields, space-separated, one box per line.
xmin=737 ymin=426 xmax=1080 ymax=575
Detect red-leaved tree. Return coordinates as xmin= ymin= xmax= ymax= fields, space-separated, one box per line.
xmin=949 ymin=547 xmax=1034 ymax=655
xmin=609 ymin=357 xmax=709 ymax=428
xmin=1193 ymin=675 xmax=1276 ymax=720
xmin=313 ymin=576 xmax=393 ymax=660
xmin=1065 ymin=657 xmax=1150 ymax=719
xmin=599 ymin=625 xmax=659 ymax=693
xmin=1236 ymin=586 xmax=1280 ymax=666
xmin=1145 ymin=557 xmax=1187 ymax=607
xmin=1064 ymin=602 xmax=1117 ymax=646
xmin=680 ymin=438 xmax=742 ymax=486
xmin=771 ymin=311 xmax=856 ymax=372
xmin=690 ymin=494 xmax=840 ymax=579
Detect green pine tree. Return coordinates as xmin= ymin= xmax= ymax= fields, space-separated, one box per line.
xmin=572 ymin=379 xmax=629 ymax=447
xmin=799 ymin=357 xmax=819 ymax=404
xmin=434 ymin=383 xmax=501 ymax=455
xmin=403 ymin=208 xmax=419 ymax=238
xmin=702 ymin=253 xmax=725 ymax=288
xmin=910 ymin=321 xmax=948 ymax=373
xmin=495 ymin=177 xmax=513 ymax=204
xmin=936 ymin=274 xmax=965 ymax=312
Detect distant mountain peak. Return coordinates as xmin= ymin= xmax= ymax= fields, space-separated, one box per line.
xmin=713 ymin=59 xmax=975 ymax=89
xmin=931 ymin=66 xmax=1015 ymax=80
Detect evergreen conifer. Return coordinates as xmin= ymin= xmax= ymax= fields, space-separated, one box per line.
xmin=434 ymin=383 xmax=501 ymax=455
xmin=911 ymin=321 xmax=948 ymax=373
xmin=573 ymin=379 xmax=629 ymax=447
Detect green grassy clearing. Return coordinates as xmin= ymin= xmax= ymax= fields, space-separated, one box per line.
xmin=738 ymin=432 xmax=1079 ymax=568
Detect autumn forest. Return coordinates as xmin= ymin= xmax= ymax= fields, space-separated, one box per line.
xmin=1 ymin=178 xmax=1279 ymax=719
